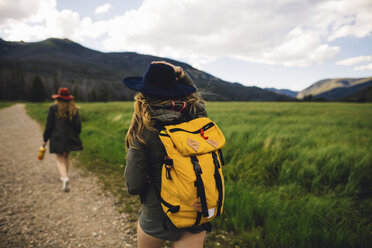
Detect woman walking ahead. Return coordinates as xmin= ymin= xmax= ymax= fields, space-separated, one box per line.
xmin=43 ymin=88 xmax=83 ymax=192
xmin=123 ymin=61 xmax=208 ymax=248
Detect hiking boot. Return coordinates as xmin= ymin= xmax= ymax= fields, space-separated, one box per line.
xmin=62 ymin=177 xmax=70 ymax=192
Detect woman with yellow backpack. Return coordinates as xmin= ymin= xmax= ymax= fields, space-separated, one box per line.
xmin=123 ymin=61 xmax=225 ymax=248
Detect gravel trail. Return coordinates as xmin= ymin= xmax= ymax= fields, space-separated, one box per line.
xmin=0 ymin=104 xmax=137 ymax=248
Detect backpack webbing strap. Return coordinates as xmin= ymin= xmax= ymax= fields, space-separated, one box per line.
xmin=150 ymin=181 xmax=180 ymax=214
xmin=218 ymin=149 xmax=225 ymax=166
xmin=212 ymin=151 xmax=223 ymax=217
xmin=195 ymin=213 xmax=212 ymax=232
xmin=163 ymin=199 xmax=180 ymax=214
xmin=191 ymin=156 xmax=209 ymax=219
xmin=195 ymin=211 xmax=202 ymax=226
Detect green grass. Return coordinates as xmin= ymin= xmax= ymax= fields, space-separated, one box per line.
xmin=26 ymin=102 xmax=372 ymax=247
xmin=0 ymin=102 xmax=14 ymax=109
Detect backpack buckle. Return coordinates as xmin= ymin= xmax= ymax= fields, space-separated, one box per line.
xmin=164 ymin=156 xmax=173 ymax=180
xmin=164 ymin=156 xmax=173 ymax=166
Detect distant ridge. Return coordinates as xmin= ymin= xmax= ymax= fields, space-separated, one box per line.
xmin=0 ymin=38 xmax=291 ymax=101
xmin=265 ymin=88 xmax=298 ymax=98
xmin=297 ymin=77 xmax=372 ymax=100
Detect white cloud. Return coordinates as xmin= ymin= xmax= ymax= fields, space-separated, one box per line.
xmin=0 ymin=0 xmax=371 ymax=68
xmin=0 ymin=0 xmax=90 ymax=42
xmin=336 ymin=56 xmax=372 ymax=66
xmin=354 ymin=62 xmax=372 ymax=71
xmin=0 ymin=0 xmax=45 ymax=24
xmin=97 ymin=0 xmax=345 ymax=67
xmin=261 ymin=27 xmax=340 ymax=67
xmin=95 ymin=4 xmax=111 ymax=14
xmin=319 ymin=0 xmax=372 ymax=41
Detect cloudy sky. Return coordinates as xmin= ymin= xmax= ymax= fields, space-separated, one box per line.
xmin=1 ymin=0 xmax=371 ymax=91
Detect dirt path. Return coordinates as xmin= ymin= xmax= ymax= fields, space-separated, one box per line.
xmin=0 ymin=104 xmax=137 ymax=247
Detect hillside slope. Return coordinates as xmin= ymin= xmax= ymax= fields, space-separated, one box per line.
xmin=297 ymin=77 xmax=372 ymax=100
xmin=317 ymin=78 xmax=372 ymax=100
xmin=342 ymin=85 xmax=372 ymax=102
xmin=0 ymin=38 xmax=291 ymax=101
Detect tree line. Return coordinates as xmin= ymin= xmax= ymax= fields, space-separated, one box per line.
xmin=0 ymin=74 xmax=111 ymax=102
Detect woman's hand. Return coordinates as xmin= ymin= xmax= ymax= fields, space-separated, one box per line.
xmin=151 ymin=61 xmax=184 ymax=79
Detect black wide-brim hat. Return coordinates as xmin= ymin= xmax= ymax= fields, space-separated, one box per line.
xmin=122 ymin=63 xmax=196 ymax=97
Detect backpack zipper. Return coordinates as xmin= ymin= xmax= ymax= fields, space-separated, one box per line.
xmin=168 ymin=122 xmax=215 ymax=134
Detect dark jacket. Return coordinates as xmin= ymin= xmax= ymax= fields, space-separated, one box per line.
xmin=43 ymin=104 xmax=83 ymax=153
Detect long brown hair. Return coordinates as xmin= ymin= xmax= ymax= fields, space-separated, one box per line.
xmin=55 ymin=99 xmax=78 ymax=121
xmin=125 ymin=92 xmax=205 ymax=149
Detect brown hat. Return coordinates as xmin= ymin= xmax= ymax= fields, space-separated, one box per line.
xmin=52 ymin=88 xmax=74 ymax=100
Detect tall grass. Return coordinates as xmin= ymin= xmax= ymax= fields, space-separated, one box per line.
xmin=26 ymin=102 xmax=372 ymax=247
xmin=209 ymin=102 xmax=372 ymax=247
xmin=0 ymin=102 xmax=13 ymax=109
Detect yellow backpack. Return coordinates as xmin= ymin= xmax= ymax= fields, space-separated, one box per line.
xmin=158 ymin=117 xmax=225 ymax=229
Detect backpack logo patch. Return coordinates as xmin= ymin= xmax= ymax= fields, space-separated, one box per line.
xmin=192 ymin=197 xmax=202 ymax=212
xmin=187 ymin=138 xmax=200 ymax=152
xmin=206 ymin=139 xmax=218 ymax=148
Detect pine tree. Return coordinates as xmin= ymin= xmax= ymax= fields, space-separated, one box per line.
xmin=73 ymin=85 xmax=80 ymax=101
xmin=89 ymin=88 xmax=97 ymax=102
xmin=101 ymin=86 xmax=109 ymax=102
xmin=30 ymin=76 xmax=46 ymax=102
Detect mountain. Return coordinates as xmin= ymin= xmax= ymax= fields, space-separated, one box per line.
xmin=265 ymin=88 xmax=298 ymax=98
xmin=0 ymin=38 xmax=291 ymax=101
xmin=297 ymin=77 xmax=372 ymax=100
xmin=342 ymin=85 xmax=372 ymax=102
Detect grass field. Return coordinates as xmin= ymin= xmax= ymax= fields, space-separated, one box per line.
xmin=26 ymin=101 xmax=372 ymax=248
xmin=0 ymin=102 xmax=13 ymax=109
